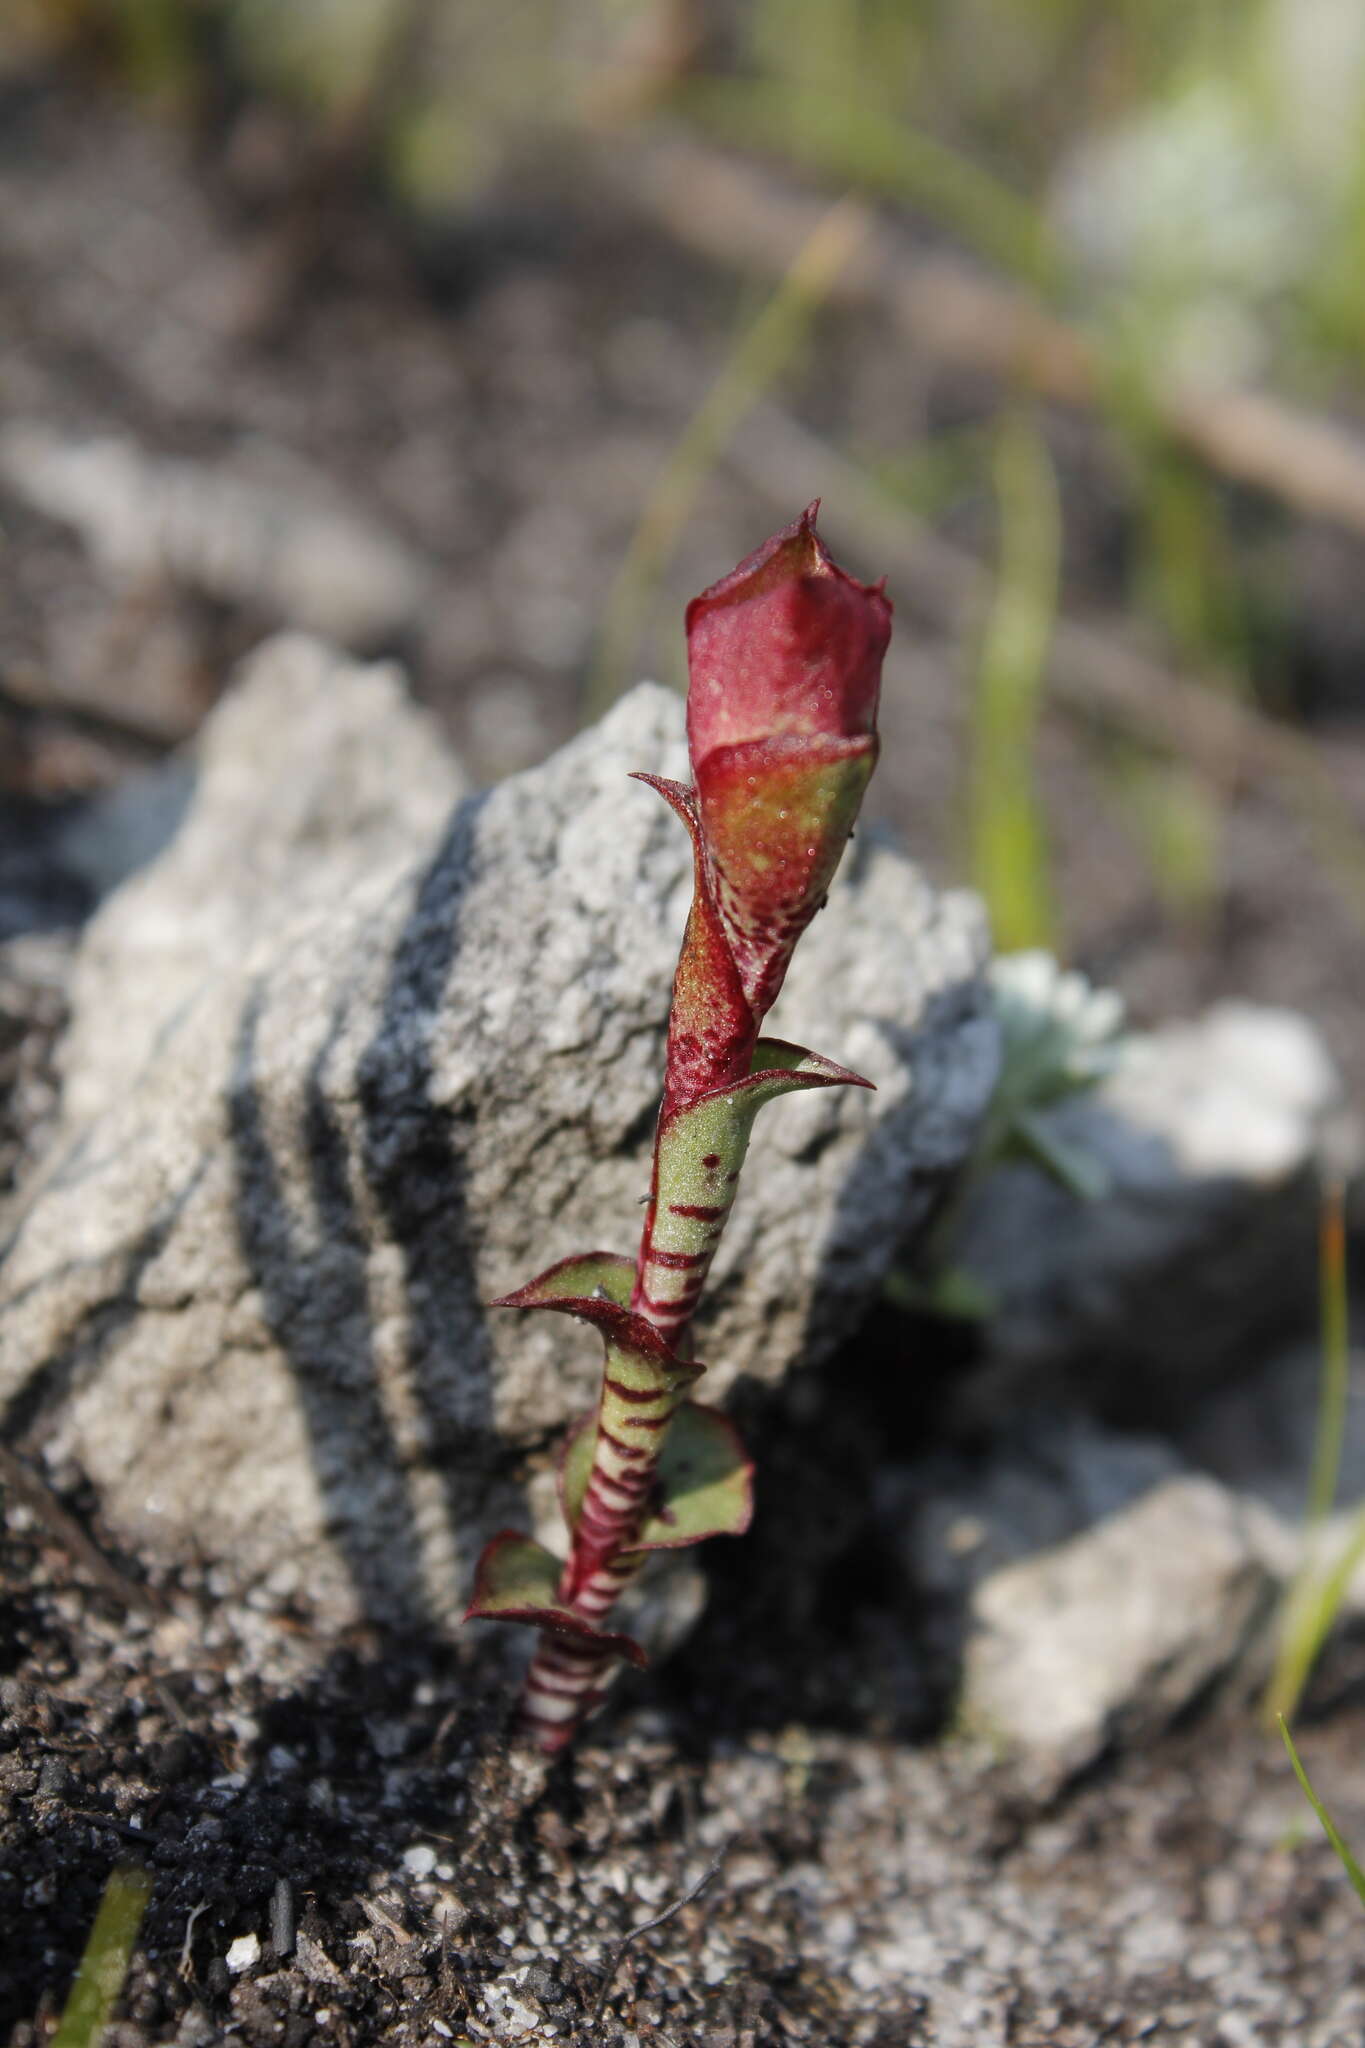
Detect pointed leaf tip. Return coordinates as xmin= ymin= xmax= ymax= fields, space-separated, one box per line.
xmin=491 ymin=1253 xmax=704 ymax=1383
xmin=491 ymin=1251 xmax=635 ymax=1313
xmin=465 ymin=1532 xmax=648 ymax=1668
xmin=629 ymin=772 xmax=699 ymax=833
xmin=749 ymin=1037 xmax=875 ymax=1092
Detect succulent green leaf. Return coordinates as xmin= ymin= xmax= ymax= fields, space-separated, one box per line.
xmin=652 ymin=1035 xmax=870 ymax=1244
xmin=559 ymin=1410 xmax=598 ymax=1534
xmin=747 ymin=1036 xmax=872 ymax=1094
xmin=491 ymin=1249 xmax=634 ymax=1312
xmin=494 ymin=1250 xmax=701 ymax=1386
xmin=464 ymin=1531 xmax=647 ymax=1668
xmin=1006 ymin=1110 xmax=1111 ymax=1201
xmin=627 ymin=1401 xmax=754 ymax=1551
xmin=666 ymin=1037 xmax=872 ymax=1169
xmin=693 ymin=735 xmax=877 ymax=1016
xmin=559 ymin=1403 xmax=753 ymax=1551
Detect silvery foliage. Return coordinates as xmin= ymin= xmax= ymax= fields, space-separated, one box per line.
xmin=896 ymin=951 xmax=1130 ymax=1319
xmin=983 ymin=951 xmax=1129 ymax=1199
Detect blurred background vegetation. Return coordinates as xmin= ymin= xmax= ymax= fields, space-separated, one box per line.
xmin=3 ymin=0 xmax=1365 ymax=1093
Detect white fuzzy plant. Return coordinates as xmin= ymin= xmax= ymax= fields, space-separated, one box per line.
xmin=891 ymin=949 xmax=1131 ymax=1321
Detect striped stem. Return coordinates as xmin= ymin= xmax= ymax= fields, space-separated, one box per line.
xmin=506 ymin=1047 xmax=864 ymax=1751
xmin=474 ymin=508 xmax=889 ymax=1755
xmin=560 ymin=1356 xmax=691 ymax=1600
xmin=517 ymin=1626 xmax=626 ymax=1752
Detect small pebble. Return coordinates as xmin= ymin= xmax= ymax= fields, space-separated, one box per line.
xmin=225 ymin=1933 xmax=260 ymax=1974
xmin=403 ymin=1844 xmax=438 ymax=1878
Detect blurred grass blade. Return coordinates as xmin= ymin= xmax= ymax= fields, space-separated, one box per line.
xmin=1277 ymin=1507 xmax=1365 ymax=1720
xmin=1279 ymin=1717 xmax=1365 ymax=1912
xmin=588 ymin=195 xmax=868 ymax=716
xmin=1137 ymin=451 xmax=1249 ymax=675
xmin=969 ymin=409 xmax=1061 ymax=952
xmin=1263 ymin=1179 xmax=1353 ymax=1728
xmin=1308 ymin=1179 xmax=1351 ymax=1527
xmin=52 ymin=1861 xmax=152 ymax=2048
xmin=1012 ymin=1110 xmax=1109 ymax=1202
xmin=1107 ymin=751 xmax=1222 ymax=926
xmin=679 ymin=78 xmax=1058 ymax=288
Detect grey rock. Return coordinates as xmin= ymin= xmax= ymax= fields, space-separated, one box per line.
xmin=885 ymin=1411 xmax=1183 ymax=1617
xmin=957 ymin=1002 xmax=1354 ymax=1426
xmin=962 ymin=1472 xmax=1275 ymax=1787
xmin=0 ymin=932 xmax=73 ymax=1201
xmin=0 ymin=758 xmax=191 ymax=964
xmin=0 ymin=641 xmax=995 ymax=1630
xmin=1178 ymin=1340 xmax=1365 ymax=1531
xmin=887 ymin=1413 xmax=1278 ymax=1786
xmin=56 ymin=635 xmax=463 ymax=1128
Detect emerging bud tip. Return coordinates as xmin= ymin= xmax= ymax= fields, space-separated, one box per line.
xmin=685 ymin=505 xmax=891 ymax=764
xmin=675 ymin=509 xmax=892 ymax=1019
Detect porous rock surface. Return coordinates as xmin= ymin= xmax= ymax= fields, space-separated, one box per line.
xmin=885 ymin=1413 xmax=1279 ymax=1788
xmin=961 ymin=1468 xmax=1275 ymax=1789
xmin=957 ymin=1001 xmax=1353 ymax=1426
xmin=0 ymin=638 xmax=995 ymax=1631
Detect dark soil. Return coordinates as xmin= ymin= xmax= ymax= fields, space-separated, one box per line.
xmin=7 ymin=1478 xmax=1365 ymax=2048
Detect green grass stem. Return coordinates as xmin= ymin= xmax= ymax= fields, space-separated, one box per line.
xmin=968 ymin=409 xmax=1061 ymax=952
xmin=1278 ymin=1717 xmax=1365 ymax=1912
xmin=52 ymin=1862 xmax=153 ymax=2048
xmin=1308 ymin=1180 xmax=1351 ymax=1526
xmin=1264 ymin=1179 xmax=1354 ymax=1728
xmin=1107 ymin=751 xmax=1221 ymax=924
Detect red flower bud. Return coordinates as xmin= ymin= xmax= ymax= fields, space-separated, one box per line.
xmin=686 ymin=502 xmax=888 ymax=758
xmin=684 ymin=505 xmax=891 ymax=1018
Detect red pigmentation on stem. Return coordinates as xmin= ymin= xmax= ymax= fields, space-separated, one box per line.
xmin=474 ymin=507 xmax=892 ymax=1755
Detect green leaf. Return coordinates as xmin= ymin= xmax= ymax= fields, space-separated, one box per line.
xmin=969 ymin=410 xmax=1060 ymax=952
xmin=464 ymin=1532 xmax=647 ymax=1668
xmin=491 ymin=1250 xmax=634 ymax=1312
xmin=560 ymin=1402 xmax=754 ymax=1552
xmin=1007 ymin=1110 xmax=1111 ymax=1201
xmin=651 ymin=1037 xmax=871 ymax=1245
xmin=1279 ymin=1717 xmax=1365 ymax=1913
xmin=468 ymin=1530 xmax=562 ymax=1613
xmin=52 ymin=1862 xmax=152 ymax=2048
xmin=885 ymin=1263 xmax=997 ymax=1321
xmin=559 ymin=1411 xmax=597 ymax=1535
xmin=628 ymin=1402 xmax=754 ymax=1552
xmin=748 ymin=1037 xmax=872 ymax=1093
xmin=494 ymin=1251 xmax=701 ymax=1386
